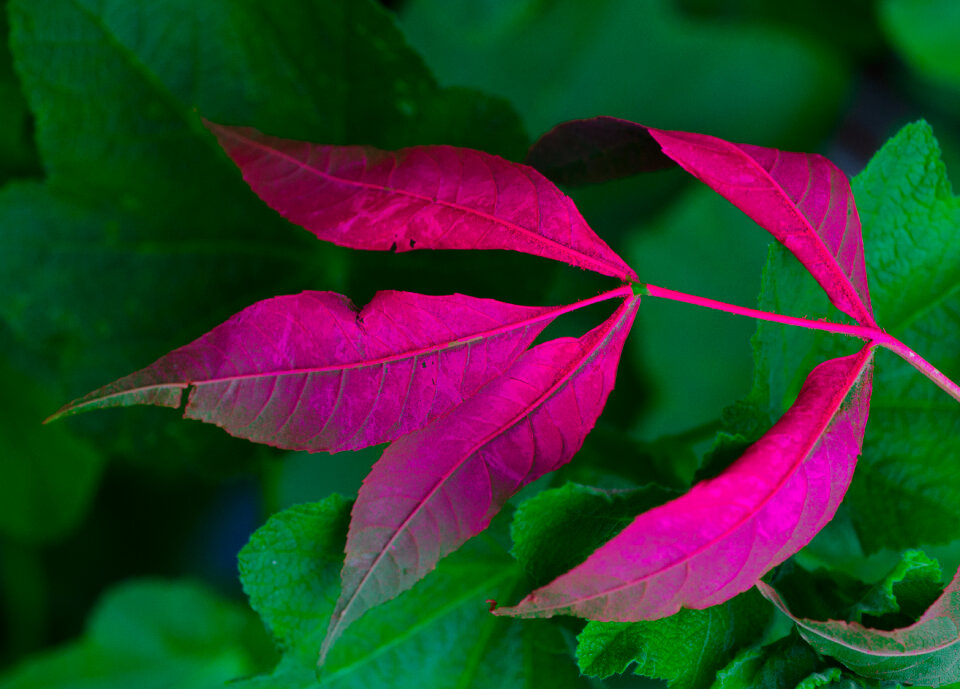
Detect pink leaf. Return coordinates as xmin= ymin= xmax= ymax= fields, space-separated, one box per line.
xmin=645 ymin=128 xmax=876 ymax=327
xmin=205 ymin=122 xmax=637 ymax=282
xmin=48 ymin=291 xmax=571 ymax=452
xmin=758 ymin=568 xmax=960 ymax=685
xmin=494 ymin=345 xmax=875 ymax=622
xmin=526 ymin=118 xmax=875 ymax=326
xmin=319 ymin=295 xmax=640 ymax=662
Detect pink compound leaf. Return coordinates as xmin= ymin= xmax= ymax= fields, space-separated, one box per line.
xmin=319 ymin=295 xmax=640 ymax=663
xmin=47 ymin=290 xmax=600 ymax=452
xmin=493 ymin=344 xmax=874 ymax=622
xmin=205 ymin=121 xmax=637 ymax=282
xmin=758 ymin=568 xmax=960 ymax=686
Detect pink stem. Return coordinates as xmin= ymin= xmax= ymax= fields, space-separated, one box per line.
xmin=872 ymin=333 xmax=960 ymax=405
xmin=641 ymin=284 xmax=879 ymax=339
xmin=639 ymin=283 xmax=960 ymax=405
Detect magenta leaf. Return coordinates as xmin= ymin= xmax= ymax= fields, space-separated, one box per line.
xmin=319 ymin=295 xmax=640 ymax=662
xmin=527 ymin=118 xmax=876 ymax=327
xmin=205 ymin=122 xmax=637 ymax=282
xmin=758 ymin=569 xmax=960 ymax=685
xmin=494 ymin=345 xmax=874 ymax=621
xmin=47 ymin=290 xmax=575 ymax=452
xmin=646 ymin=127 xmax=876 ymax=327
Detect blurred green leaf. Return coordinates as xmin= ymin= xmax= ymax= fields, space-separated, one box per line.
xmin=0 ymin=0 xmax=38 ymax=186
xmin=399 ymin=0 xmax=847 ymax=146
xmin=237 ymin=496 xmax=588 ymax=688
xmin=0 ymin=356 xmax=103 ymax=542
xmin=1 ymin=0 xmax=531 ymax=481
xmin=881 ymin=0 xmax=960 ymax=89
xmin=0 ymin=579 xmax=272 ymax=689
xmin=677 ymin=0 xmax=884 ymax=62
xmin=625 ymin=185 xmax=772 ymax=437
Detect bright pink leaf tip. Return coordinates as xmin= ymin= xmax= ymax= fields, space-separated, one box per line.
xmin=494 ymin=345 xmax=875 ymax=621
xmin=48 ymin=291 xmax=574 ymax=452
xmin=205 ymin=121 xmax=637 ymax=282
xmin=319 ymin=295 xmax=640 ymax=662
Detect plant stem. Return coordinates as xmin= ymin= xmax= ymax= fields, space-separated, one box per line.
xmin=640 ymin=283 xmax=879 ymax=339
xmin=872 ymin=333 xmax=960 ymax=405
xmin=637 ymin=282 xmax=960 ymax=405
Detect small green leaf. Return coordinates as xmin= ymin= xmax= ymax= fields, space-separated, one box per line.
xmin=576 ymin=588 xmax=771 ymax=688
xmin=711 ymin=632 xmax=905 ymax=689
xmin=510 ymin=482 xmax=676 ymax=589
xmin=851 ymin=550 xmax=943 ymax=628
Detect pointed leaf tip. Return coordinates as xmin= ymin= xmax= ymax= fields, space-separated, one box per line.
xmin=52 ymin=290 xmax=571 ymax=452
xmin=203 ymin=121 xmax=637 ymax=281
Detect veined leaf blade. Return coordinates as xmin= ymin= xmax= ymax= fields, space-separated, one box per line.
xmin=321 ymin=296 xmax=640 ymax=661
xmin=205 ymin=122 xmax=637 ymax=281
xmin=495 ymin=345 xmax=874 ymax=621
xmin=49 ymin=291 xmax=564 ymax=452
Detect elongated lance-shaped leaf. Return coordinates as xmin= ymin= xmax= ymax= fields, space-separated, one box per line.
xmin=205 ymin=122 xmax=637 ymax=281
xmin=319 ymin=295 xmax=640 ymax=663
xmin=526 ymin=118 xmax=875 ymax=326
xmin=647 ymin=127 xmax=876 ymax=326
xmin=48 ymin=290 xmax=575 ymax=452
xmin=494 ymin=345 xmax=874 ymax=622
xmin=758 ymin=567 xmax=960 ymax=686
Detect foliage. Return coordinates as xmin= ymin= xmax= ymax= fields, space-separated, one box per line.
xmin=3 ymin=1 xmax=960 ymax=688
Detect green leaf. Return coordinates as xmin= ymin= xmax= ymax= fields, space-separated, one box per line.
xmin=0 ymin=0 xmax=38 ymax=186
xmin=0 ymin=355 xmax=103 ymax=542
xmin=0 ymin=579 xmax=272 ymax=689
xmin=846 ymin=121 xmax=960 ymax=553
xmin=750 ymin=121 xmax=960 ymax=554
xmin=576 ymin=588 xmax=771 ymax=687
xmin=510 ymin=482 xmax=677 ymax=589
xmin=759 ymin=549 xmax=960 ymax=687
xmin=851 ymin=550 xmax=944 ymax=628
xmin=710 ymin=633 xmax=823 ymax=689
xmin=399 ymin=0 xmax=847 ymax=146
xmin=880 ymin=0 xmax=960 ymax=89
xmin=711 ymin=632 xmax=909 ymax=689
xmin=237 ymin=496 xmax=588 ymax=688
